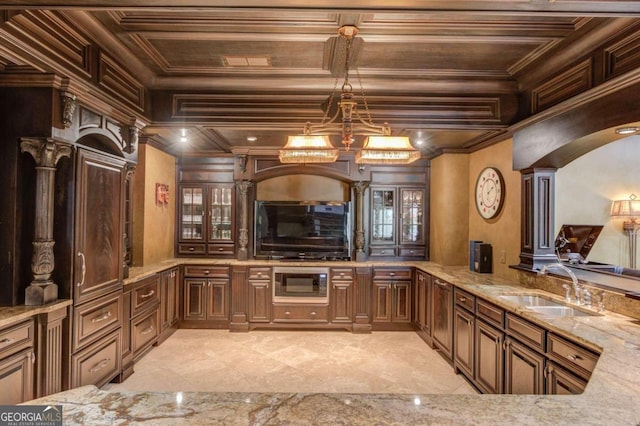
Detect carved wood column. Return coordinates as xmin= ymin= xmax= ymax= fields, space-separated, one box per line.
xmin=351 ymin=181 xmax=369 ymax=261
xmin=236 ymin=180 xmax=253 ymax=261
xmin=21 ymin=138 xmax=73 ymax=305
xmin=518 ymin=168 xmax=558 ymax=270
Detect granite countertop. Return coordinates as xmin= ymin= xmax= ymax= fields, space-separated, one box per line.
xmin=0 ymin=299 xmax=72 ymax=329
xmin=27 ymin=262 xmax=640 ymax=425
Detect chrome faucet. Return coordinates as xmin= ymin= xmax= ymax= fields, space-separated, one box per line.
xmin=538 ymin=263 xmax=584 ymax=305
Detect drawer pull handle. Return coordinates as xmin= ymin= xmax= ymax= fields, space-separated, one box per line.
xmin=0 ymin=338 xmax=15 ymax=346
xmin=390 ymin=272 xmax=396 ymax=277
xmin=435 ymin=279 xmax=448 ymax=287
xmin=92 ymin=311 xmax=112 ymax=323
xmin=459 ymin=297 xmax=467 ymax=303
xmin=141 ymin=325 xmax=155 ymax=335
xmin=189 ymin=247 xmax=195 ymax=251
xmin=76 ymin=251 xmax=86 ymax=287
xmin=140 ymin=290 xmax=155 ymax=299
xmin=218 ymin=248 xmax=224 ymax=251
xmin=567 ymin=354 xmax=583 ymax=362
xmin=284 ymin=311 xmax=291 ymax=316
xmin=89 ymin=358 xmax=111 ymax=373
xmin=257 ymin=272 xmax=262 ymax=277
xmin=203 ymin=270 xmax=210 ymax=275
xmin=310 ymin=312 xmax=316 ymax=316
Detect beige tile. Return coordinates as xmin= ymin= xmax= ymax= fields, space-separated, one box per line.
xmin=104 ymin=330 xmax=478 ymax=395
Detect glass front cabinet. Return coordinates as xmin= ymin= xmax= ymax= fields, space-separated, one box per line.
xmin=369 ymin=186 xmax=425 ymax=259
xmin=178 ymin=183 xmax=235 ymax=257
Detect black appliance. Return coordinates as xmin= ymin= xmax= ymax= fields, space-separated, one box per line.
xmin=474 ymin=243 xmax=493 ymax=273
xmin=254 ymin=201 xmax=351 ymax=260
xmin=273 ymin=267 xmax=329 ymax=303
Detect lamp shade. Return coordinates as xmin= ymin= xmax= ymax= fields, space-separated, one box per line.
xmin=611 ymin=194 xmax=640 ymax=217
xmin=278 ymin=135 xmax=339 ymax=163
xmin=355 ymin=136 xmax=420 ymax=164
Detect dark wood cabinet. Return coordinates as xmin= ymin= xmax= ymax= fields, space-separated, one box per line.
xmin=504 ymin=336 xmax=545 ymax=394
xmin=414 ymin=270 xmax=431 ymax=335
xmin=372 ymin=268 xmax=412 ymax=327
xmin=454 ymin=305 xmax=475 ymax=379
xmin=178 ymin=183 xmax=236 ymax=257
xmin=545 ymin=362 xmax=587 ymax=395
xmin=183 ymin=266 xmax=230 ymax=326
xmin=159 ymin=267 xmax=179 ymax=342
xmin=248 ymin=267 xmax=271 ymax=323
xmin=475 ymin=319 xmax=505 ymax=394
xmin=0 ymin=319 xmax=34 ymax=404
xmin=330 ymin=268 xmax=353 ymax=323
xmin=431 ymin=277 xmax=453 ymax=360
xmin=368 ymin=186 xmax=426 ymax=259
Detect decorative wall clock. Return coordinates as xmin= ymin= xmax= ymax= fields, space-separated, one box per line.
xmin=475 ymin=167 xmax=505 ymax=219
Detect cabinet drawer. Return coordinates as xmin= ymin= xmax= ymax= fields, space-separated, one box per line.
xmin=208 ymin=244 xmax=235 ymax=256
xmin=0 ymin=320 xmax=34 ymax=360
xmin=132 ymin=309 xmax=159 ymax=356
xmin=132 ymin=277 xmax=160 ymax=317
xmin=369 ymin=247 xmax=396 ymax=257
xmin=331 ymin=268 xmax=354 ymax=281
xmin=454 ymin=288 xmax=475 ymax=313
xmin=73 ymin=292 xmax=122 ymax=350
xmin=178 ymin=243 xmax=206 ymax=255
xmin=272 ymin=305 xmax=328 ymax=322
xmin=506 ymin=313 xmax=546 ymax=352
xmin=476 ymin=298 xmax=505 ymax=328
xmin=547 ymin=333 xmax=599 ymax=379
xmin=372 ymin=268 xmax=412 ymax=280
xmin=249 ymin=267 xmax=271 ymax=280
xmin=184 ymin=265 xmax=230 ymax=278
xmin=399 ymin=247 xmax=426 ymax=257
xmin=71 ymin=329 xmax=121 ymax=389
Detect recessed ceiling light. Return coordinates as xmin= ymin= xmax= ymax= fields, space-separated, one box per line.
xmin=180 ymin=128 xmax=188 ymax=143
xmin=615 ymin=127 xmax=640 ymax=135
xmin=246 ymin=136 xmax=258 ymax=142
xmin=415 ymin=139 xmax=424 ymax=145
xmin=223 ymin=56 xmax=272 ymax=67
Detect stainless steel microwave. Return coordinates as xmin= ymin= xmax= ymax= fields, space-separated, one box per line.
xmin=273 ymin=267 xmax=329 ymax=304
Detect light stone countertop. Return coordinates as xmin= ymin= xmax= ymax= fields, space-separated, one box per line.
xmin=25 ymin=261 xmax=640 ymax=425
xmin=0 ymin=299 xmax=72 ymax=329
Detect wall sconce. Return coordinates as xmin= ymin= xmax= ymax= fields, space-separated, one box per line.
xmin=610 ymin=194 xmax=640 ymax=268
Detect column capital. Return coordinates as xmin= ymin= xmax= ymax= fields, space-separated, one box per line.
xmin=20 ymin=138 xmax=72 ymax=168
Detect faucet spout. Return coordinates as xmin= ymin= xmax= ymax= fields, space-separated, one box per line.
xmin=538 ymin=262 xmax=583 ymax=305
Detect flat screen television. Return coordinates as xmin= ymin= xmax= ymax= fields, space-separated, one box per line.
xmin=254 ymin=201 xmax=351 ymax=260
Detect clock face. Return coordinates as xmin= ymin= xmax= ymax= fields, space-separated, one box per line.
xmin=475 ymin=167 xmax=504 ymax=219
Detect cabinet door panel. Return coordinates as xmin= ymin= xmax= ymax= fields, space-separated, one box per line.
xmin=249 ymin=280 xmax=271 ymax=322
xmin=546 ymin=362 xmax=587 ymax=395
xmin=454 ymin=307 xmax=474 ymax=378
xmin=393 ymin=281 xmax=411 ymax=322
xmin=372 ymin=282 xmax=392 ymax=322
xmin=184 ymin=279 xmax=207 ymax=320
xmin=0 ymin=349 xmax=33 ymax=404
xmin=208 ymin=280 xmax=229 ymax=320
xmin=475 ymin=320 xmax=504 ymax=394
xmin=431 ymin=278 xmax=453 ymax=359
xmin=505 ymin=337 xmax=545 ymax=395
xmin=74 ymin=150 xmax=123 ymax=304
xmin=332 ymin=281 xmax=352 ymax=323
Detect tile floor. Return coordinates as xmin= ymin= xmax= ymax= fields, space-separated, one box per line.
xmin=103 ymin=329 xmax=477 ymax=395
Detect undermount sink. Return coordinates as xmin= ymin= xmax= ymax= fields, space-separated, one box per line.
xmin=498 ymin=294 xmax=601 ymax=317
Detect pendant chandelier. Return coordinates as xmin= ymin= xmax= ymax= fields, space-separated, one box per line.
xmin=279 ymin=26 xmax=420 ymax=165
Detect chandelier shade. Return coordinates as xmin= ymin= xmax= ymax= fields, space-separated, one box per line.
xmin=279 ymin=25 xmax=420 ymax=165
xmin=355 ymin=135 xmax=421 ymax=164
xmin=278 ymin=135 xmax=339 ymax=163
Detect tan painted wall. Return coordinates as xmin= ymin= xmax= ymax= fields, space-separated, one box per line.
xmin=257 ymin=174 xmax=349 ymax=201
xmin=132 ymin=144 xmax=176 ymax=266
xmin=468 ymin=138 xmax=521 ymax=280
xmin=429 ymin=153 xmax=469 ymax=266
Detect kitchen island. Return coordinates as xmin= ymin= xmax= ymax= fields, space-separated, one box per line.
xmin=23 ymin=262 xmax=640 ymax=425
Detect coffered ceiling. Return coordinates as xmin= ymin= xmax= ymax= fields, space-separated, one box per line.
xmin=1 ymin=1 xmax=639 ymax=158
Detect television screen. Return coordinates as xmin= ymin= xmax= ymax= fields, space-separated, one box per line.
xmin=254 ymin=201 xmax=350 ymax=259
